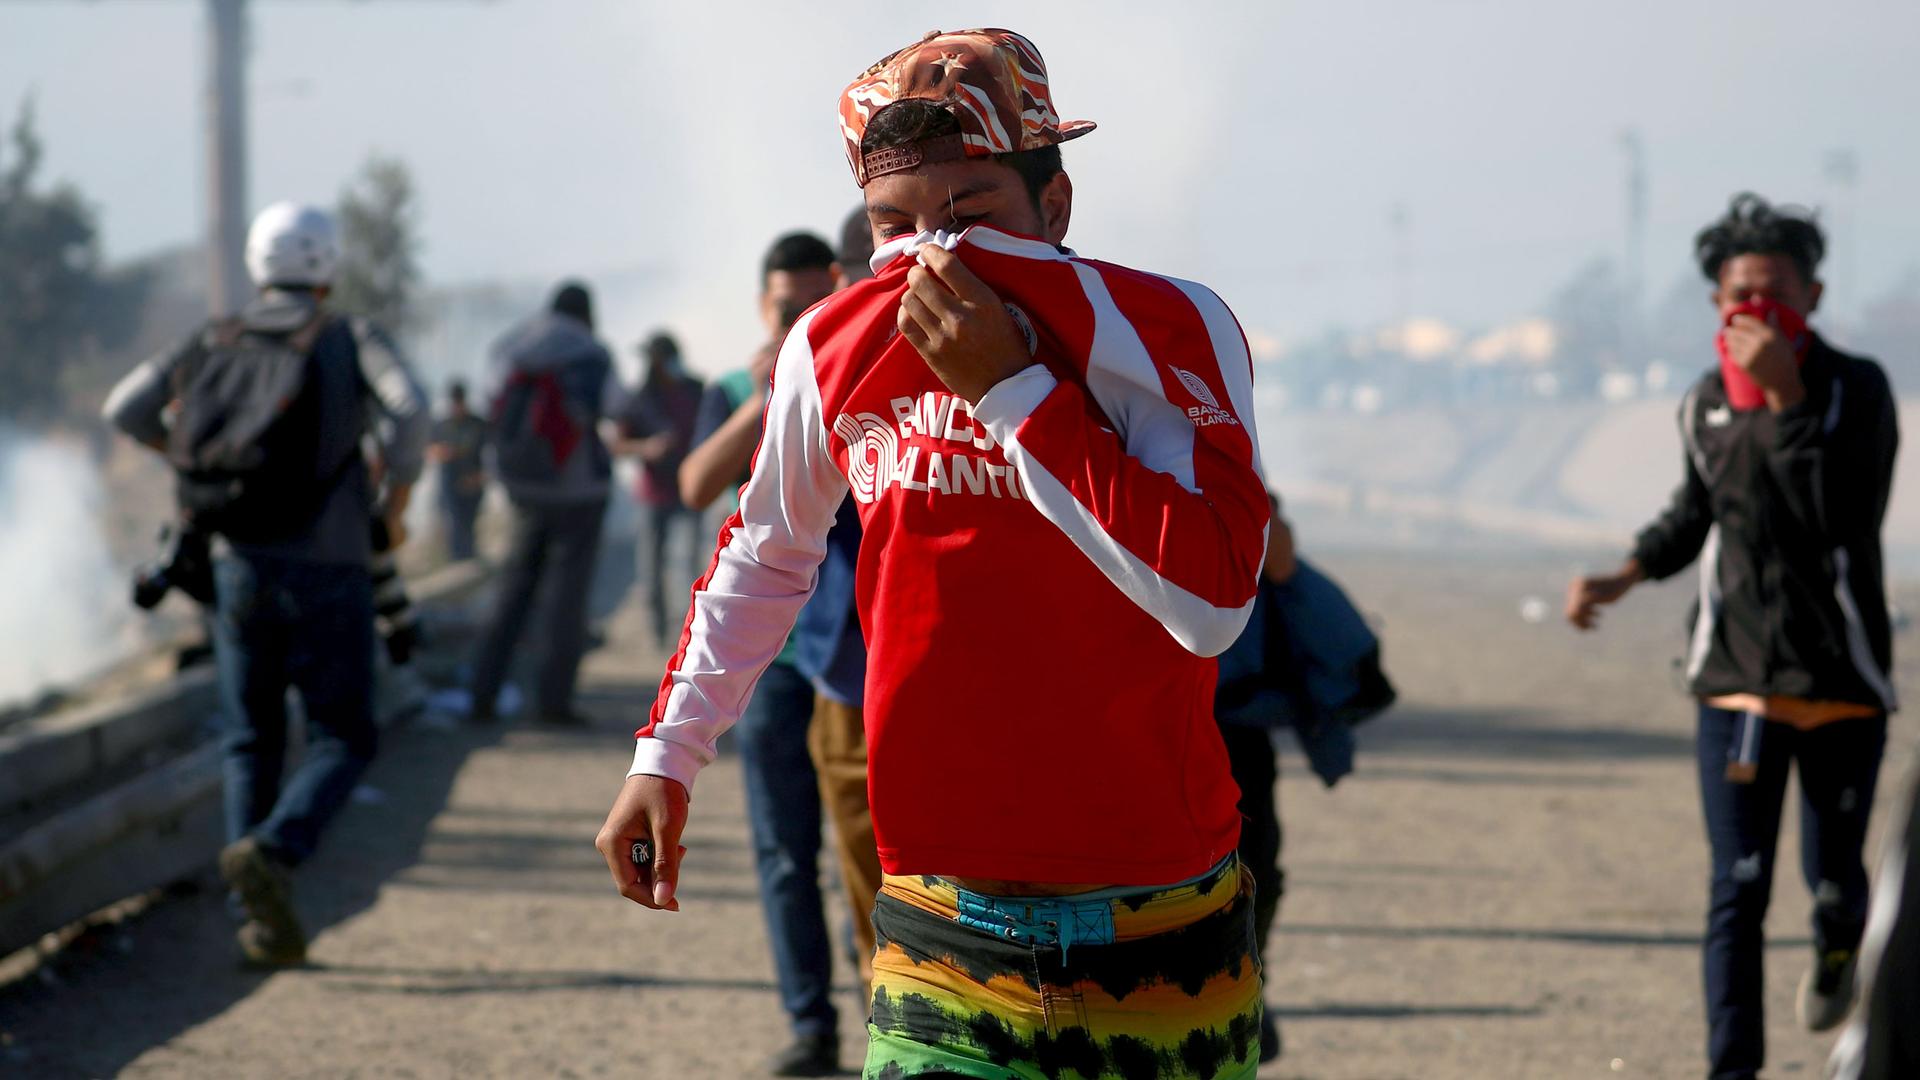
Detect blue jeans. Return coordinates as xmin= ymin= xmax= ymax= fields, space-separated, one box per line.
xmin=1696 ymin=704 xmax=1886 ymax=1080
xmin=212 ymin=554 xmax=377 ymax=866
xmin=470 ymin=499 xmax=607 ymax=716
xmin=440 ymin=487 xmax=482 ymax=561
xmin=635 ymin=501 xmax=703 ymax=646
xmin=736 ymin=660 xmax=836 ymax=1038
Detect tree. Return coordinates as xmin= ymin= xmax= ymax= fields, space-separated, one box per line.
xmin=332 ymin=154 xmax=421 ymax=335
xmin=0 ymin=98 xmax=145 ymax=423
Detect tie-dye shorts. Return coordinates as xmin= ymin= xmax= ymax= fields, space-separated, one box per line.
xmin=863 ymin=855 xmax=1262 ymax=1079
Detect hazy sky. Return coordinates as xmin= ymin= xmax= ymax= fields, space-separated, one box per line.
xmin=4 ymin=0 xmax=1917 ymax=373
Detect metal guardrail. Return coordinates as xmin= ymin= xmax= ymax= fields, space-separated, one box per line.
xmin=0 ymin=669 xmax=219 ymax=833
xmin=0 ymin=559 xmax=491 ymax=957
xmin=0 ymin=745 xmax=222 ymax=954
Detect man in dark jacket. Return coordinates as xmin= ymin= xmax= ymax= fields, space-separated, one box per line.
xmin=469 ymin=281 xmax=623 ymax=726
xmin=1214 ymin=494 xmax=1297 ymax=1065
xmin=1567 ymin=193 xmax=1898 ymax=1080
xmin=1215 ymin=491 xmax=1395 ymax=1065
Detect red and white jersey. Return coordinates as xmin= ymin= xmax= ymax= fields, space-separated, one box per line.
xmin=633 ymin=226 xmax=1268 ymax=885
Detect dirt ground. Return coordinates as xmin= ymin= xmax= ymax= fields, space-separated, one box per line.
xmin=2 ymin=538 xmax=1913 ymax=1079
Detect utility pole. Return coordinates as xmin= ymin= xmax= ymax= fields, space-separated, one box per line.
xmin=1618 ymin=129 xmax=1646 ymax=366
xmin=206 ymin=0 xmax=250 ymax=317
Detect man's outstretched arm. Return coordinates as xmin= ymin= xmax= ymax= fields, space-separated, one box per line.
xmin=1566 ymin=391 xmax=1713 ymax=630
xmin=596 ymin=307 xmax=847 ymax=909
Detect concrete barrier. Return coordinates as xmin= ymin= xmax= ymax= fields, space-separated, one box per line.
xmin=0 ymin=558 xmax=491 ymax=958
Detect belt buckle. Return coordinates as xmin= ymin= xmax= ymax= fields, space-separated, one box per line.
xmin=954 ymin=894 xmax=1062 ymax=947
xmin=952 ymin=892 xmax=1116 ymax=963
xmin=1021 ymin=900 xmax=1065 ymax=948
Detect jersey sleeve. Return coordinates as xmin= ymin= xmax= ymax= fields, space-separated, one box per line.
xmin=971 ymin=276 xmax=1267 ymax=658
xmin=630 ymin=307 xmax=848 ymax=791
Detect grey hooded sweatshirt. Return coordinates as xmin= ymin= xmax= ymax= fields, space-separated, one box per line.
xmin=482 ymin=310 xmax=624 ymax=506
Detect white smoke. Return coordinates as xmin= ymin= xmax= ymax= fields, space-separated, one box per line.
xmin=0 ymin=428 xmax=140 ymax=705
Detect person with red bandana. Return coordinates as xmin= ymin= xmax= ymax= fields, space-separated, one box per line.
xmin=1567 ymin=193 xmax=1899 ymax=1080
xmin=596 ymin=28 xmax=1270 ymax=1079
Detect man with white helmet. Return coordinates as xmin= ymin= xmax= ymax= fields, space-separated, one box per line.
xmin=104 ymin=201 xmax=429 ymax=967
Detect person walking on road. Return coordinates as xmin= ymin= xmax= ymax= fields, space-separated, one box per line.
xmin=599 ymin=29 xmax=1269 ymax=1079
xmin=1567 ymin=193 xmax=1899 ymax=1080
xmin=104 ymin=201 xmax=429 ymax=967
xmin=1213 ymin=494 xmax=1299 ymax=1066
xmin=469 ymin=281 xmax=623 ymax=727
xmin=429 ymin=378 xmax=488 ymax=561
xmin=674 ymin=231 xmax=853 ymax=1077
xmin=1211 ymin=489 xmax=1397 ymax=1066
xmin=611 ymin=331 xmax=705 ymax=649
xmin=790 ymin=206 xmax=885 ymax=1018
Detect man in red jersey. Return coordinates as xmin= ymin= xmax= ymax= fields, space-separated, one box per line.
xmin=597 ymin=29 xmax=1269 ymax=1078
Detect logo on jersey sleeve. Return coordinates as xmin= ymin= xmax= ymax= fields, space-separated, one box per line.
xmin=833 ymin=392 xmax=1027 ymax=505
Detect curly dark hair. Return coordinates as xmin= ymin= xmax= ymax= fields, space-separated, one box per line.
xmin=860 ymin=100 xmax=1062 ymax=207
xmin=1694 ymin=192 xmax=1826 ymax=284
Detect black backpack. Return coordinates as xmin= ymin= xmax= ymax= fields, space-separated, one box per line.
xmin=166 ymin=315 xmax=347 ymax=543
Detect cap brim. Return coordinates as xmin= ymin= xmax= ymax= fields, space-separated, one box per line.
xmin=1057 ymin=119 xmax=1097 ymax=141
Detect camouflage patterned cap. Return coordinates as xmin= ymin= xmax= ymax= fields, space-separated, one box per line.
xmin=839 ymin=28 xmax=1097 ymax=187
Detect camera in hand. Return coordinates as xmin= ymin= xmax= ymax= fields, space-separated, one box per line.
xmin=131 ymin=525 xmax=216 ymax=610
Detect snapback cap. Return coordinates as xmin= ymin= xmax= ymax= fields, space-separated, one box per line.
xmin=839 ymin=28 xmax=1096 ymax=187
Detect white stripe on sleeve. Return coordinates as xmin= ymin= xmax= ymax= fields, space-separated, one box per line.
xmin=629 ymin=306 xmax=848 ymax=790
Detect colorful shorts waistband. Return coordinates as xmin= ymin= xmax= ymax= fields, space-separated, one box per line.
xmin=879 ymin=855 xmax=1240 ymax=959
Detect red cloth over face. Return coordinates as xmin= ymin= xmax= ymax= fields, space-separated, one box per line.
xmin=1716 ymin=296 xmax=1809 ymax=411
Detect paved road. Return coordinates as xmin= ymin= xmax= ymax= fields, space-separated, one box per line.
xmin=2 ymin=543 xmax=1913 ymax=1079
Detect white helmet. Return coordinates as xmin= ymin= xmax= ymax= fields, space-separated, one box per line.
xmin=244 ymin=201 xmax=339 ymax=288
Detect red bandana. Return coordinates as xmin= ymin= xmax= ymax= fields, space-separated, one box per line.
xmin=1715 ymin=296 xmax=1809 ymax=411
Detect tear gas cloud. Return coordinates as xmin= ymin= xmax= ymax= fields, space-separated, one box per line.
xmin=0 ymin=429 xmax=138 ymax=705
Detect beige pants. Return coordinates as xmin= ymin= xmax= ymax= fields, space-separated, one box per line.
xmin=806 ymin=695 xmax=883 ymax=994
